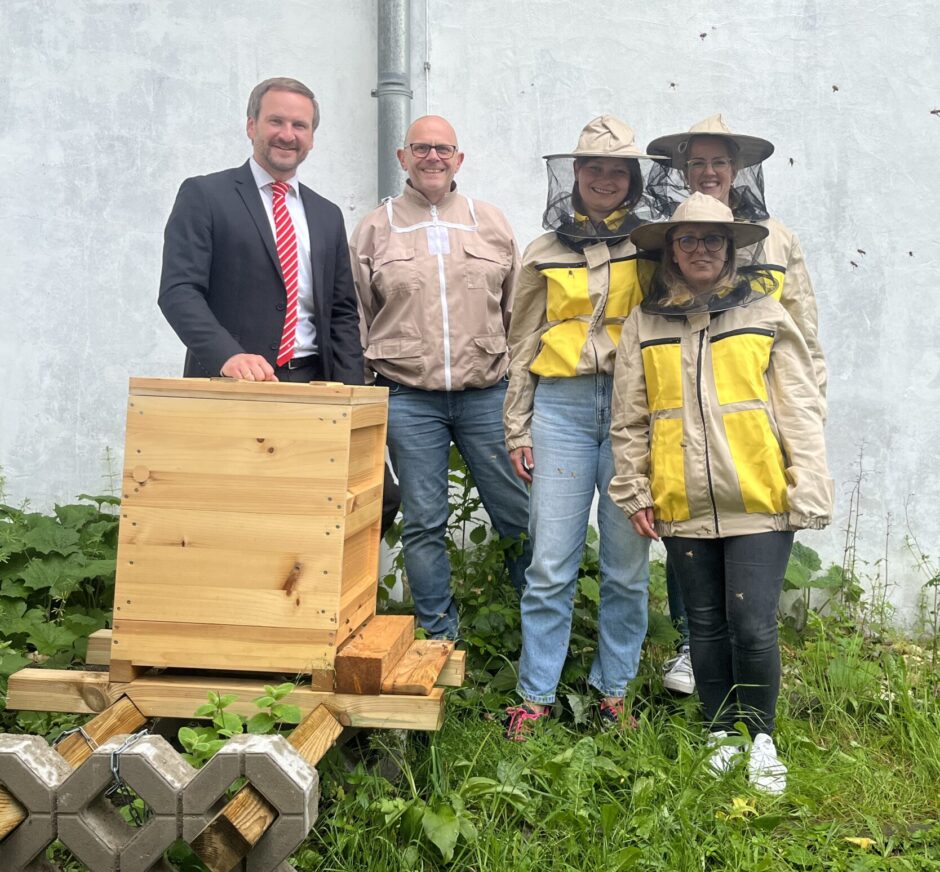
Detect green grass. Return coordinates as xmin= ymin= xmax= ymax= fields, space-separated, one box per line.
xmin=301 ymin=619 xmax=940 ymax=872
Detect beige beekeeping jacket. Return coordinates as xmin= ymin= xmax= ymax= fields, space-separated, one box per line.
xmin=503 ymin=231 xmax=655 ymax=451
xmin=349 ymin=182 xmax=518 ymax=392
xmin=746 ymin=217 xmax=827 ymax=418
xmin=609 ymin=287 xmax=833 ymax=538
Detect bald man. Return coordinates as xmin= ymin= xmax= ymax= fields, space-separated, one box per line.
xmin=350 ymin=116 xmax=531 ymax=638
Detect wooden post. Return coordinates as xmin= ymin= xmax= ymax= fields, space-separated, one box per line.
xmin=191 ymin=705 xmax=343 ymax=872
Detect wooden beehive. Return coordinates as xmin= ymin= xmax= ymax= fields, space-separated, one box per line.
xmin=110 ymin=377 xmax=388 ymax=676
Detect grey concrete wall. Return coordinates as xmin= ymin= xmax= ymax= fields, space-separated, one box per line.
xmin=2 ymin=1 xmax=938 ymax=620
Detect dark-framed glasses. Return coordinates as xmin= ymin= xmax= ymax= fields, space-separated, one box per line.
xmin=685 ymin=157 xmax=734 ymax=173
xmin=674 ymin=234 xmax=729 ymax=253
xmin=407 ymin=142 xmax=458 ymax=159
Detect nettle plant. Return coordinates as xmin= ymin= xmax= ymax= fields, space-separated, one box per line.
xmin=0 ymin=492 xmax=118 ymax=700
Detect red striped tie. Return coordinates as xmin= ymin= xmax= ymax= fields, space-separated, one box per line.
xmin=272 ymin=180 xmax=299 ymax=366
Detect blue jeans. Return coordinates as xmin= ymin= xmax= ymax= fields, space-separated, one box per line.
xmin=517 ymin=375 xmax=650 ymax=704
xmin=385 ymin=378 xmax=532 ymax=638
xmin=663 ymin=532 xmax=794 ymax=735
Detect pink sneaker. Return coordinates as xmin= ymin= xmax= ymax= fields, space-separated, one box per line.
xmin=504 ymin=704 xmax=549 ymax=741
xmin=598 ymin=698 xmax=638 ymax=730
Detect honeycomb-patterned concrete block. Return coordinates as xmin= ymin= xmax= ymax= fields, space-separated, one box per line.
xmin=57 ymin=734 xmax=195 ymax=872
xmin=0 ymin=734 xmax=73 ymax=870
xmin=181 ymin=734 xmax=318 ymax=872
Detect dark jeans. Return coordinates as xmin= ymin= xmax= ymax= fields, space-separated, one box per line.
xmin=665 ymin=558 xmax=690 ymax=649
xmin=663 ymin=531 xmax=794 ymax=735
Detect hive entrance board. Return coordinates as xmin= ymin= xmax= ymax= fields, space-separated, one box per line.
xmin=109 ymin=378 xmax=388 ymax=676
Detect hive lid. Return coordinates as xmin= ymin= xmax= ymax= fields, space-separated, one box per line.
xmin=128 ymin=377 xmax=388 ymax=404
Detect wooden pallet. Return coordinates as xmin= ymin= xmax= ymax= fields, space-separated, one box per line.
xmin=9 ymin=620 xmax=465 ymax=731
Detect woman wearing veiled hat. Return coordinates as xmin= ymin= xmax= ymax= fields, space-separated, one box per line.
xmin=502 ymin=116 xmax=664 ymax=739
xmin=645 ymin=116 xmax=827 ymax=697
xmin=609 ymin=192 xmax=832 ymax=792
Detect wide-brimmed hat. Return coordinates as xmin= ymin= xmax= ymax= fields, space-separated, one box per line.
xmin=543 ymin=115 xmax=666 ymax=161
xmin=647 ymin=114 xmax=774 ymax=170
xmin=630 ymin=192 xmax=769 ymax=251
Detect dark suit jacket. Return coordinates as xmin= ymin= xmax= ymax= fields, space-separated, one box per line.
xmin=158 ymin=161 xmax=364 ymax=384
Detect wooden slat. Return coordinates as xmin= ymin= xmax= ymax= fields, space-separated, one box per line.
xmin=110 ymin=620 xmax=336 ymax=673
xmin=114 ymin=545 xmax=341 ymax=592
xmin=129 ymin=377 xmax=386 ymax=404
xmin=0 ymin=791 xmax=26 ymax=841
xmin=191 ymin=705 xmax=343 ymax=872
xmin=55 ymin=696 xmax=148 ymax=767
xmin=6 ymin=669 xmax=128 ymax=715
xmin=120 ymin=470 xmax=346 ymax=516
xmin=436 ymin=649 xmax=466 ymax=687
xmin=342 ymin=494 xmax=382 ymax=540
xmin=382 ymin=640 xmax=454 ymax=695
xmin=333 ymin=615 xmax=415 ymax=694
xmin=113 ymin=581 xmax=339 ymax=629
xmin=118 ymin=504 xmax=346 ymax=555
xmin=8 ymin=669 xmax=444 ymax=730
xmin=86 ymin=629 xmax=465 ymax=688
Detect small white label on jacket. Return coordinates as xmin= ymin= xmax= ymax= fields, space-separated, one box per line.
xmin=426 ymin=225 xmax=450 ymax=256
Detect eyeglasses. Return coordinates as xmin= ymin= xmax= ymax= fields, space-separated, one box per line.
xmin=407 ymin=143 xmax=458 ymax=159
xmin=685 ymin=157 xmax=734 ymax=173
xmin=673 ymin=234 xmax=729 ymax=253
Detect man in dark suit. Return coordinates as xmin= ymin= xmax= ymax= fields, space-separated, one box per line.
xmin=159 ymin=76 xmax=399 ymax=529
xmin=159 ymin=77 xmax=362 ymax=385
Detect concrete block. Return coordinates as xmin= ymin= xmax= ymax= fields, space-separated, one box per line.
xmin=180 ymin=735 xmax=319 ymax=872
xmin=56 ymin=734 xmax=196 ymax=872
xmin=0 ymin=734 xmax=73 ymax=870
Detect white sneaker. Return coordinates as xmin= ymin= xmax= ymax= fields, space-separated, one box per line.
xmin=663 ymin=648 xmax=696 ymax=694
xmin=706 ymin=730 xmax=744 ymax=774
xmin=748 ymin=733 xmax=787 ymax=794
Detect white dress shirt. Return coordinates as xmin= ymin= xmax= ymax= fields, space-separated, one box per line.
xmin=249 ymin=157 xmax=317 ymax=356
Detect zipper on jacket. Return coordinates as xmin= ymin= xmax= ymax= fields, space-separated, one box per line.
xmin=695 ymin=329 xmax=720 ymax=534
xmin=430 ymin=204 xmax=453 ymax=391
xmin=710 ymin=327 xmax=776 ymax=343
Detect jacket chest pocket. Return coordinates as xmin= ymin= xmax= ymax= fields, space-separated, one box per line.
xmin=710 ymin=328 xmax=774 ymax=404
xmin=374 ymin=247 xmax=419 ymax=296
xmin=640 ymin=338 xmax=683 ymax=411
xmin=463 ymin=241 xmax=509 ymax=292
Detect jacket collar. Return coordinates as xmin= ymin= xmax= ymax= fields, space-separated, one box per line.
xmin=401 ymin=179 xmax=459 ymax=209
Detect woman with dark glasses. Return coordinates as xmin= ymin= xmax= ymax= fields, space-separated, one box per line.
xmin=609 ymin=192 xmax=832 ymax=793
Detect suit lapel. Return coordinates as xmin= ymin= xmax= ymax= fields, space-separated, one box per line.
xmin=300 ymin=184 xmax=326 ymax=319
xmin=234 ymin=161 xmax=284 ymax=282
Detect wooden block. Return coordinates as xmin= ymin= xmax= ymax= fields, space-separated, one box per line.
xmin=109 ymin=659 xmax=147 ymax=683
xmin=6 ymin=669 xmax=445 ymax=731
xmin=382 ymin=640 xmax=454 ymax=695
xmin=332 ymin=615 xmax=415 ymax=694
xmin=85 ymin=629 xmax=112 ymax=666
xmin=191 ymin=705 xmax=343 ymax=872
xmin=436 ymin=649 xmax=466 ymax=687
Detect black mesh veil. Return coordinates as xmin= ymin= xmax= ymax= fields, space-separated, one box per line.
xmin=543 ymin=156 xmax=669 ymax=252
xmin=632 ymin=226 xmax=779 ymax=317
xmin=646 ymin=162 xmax=770 ymax=222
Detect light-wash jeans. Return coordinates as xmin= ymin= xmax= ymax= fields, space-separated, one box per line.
xmin=517 ymin=374 xmax=650 ymax=704
xmin=385 ymin=378 xmax=532 ymax=639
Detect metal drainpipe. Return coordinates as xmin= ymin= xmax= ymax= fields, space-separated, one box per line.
xmin=373 ymin=0 xmax=413 ymax=201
